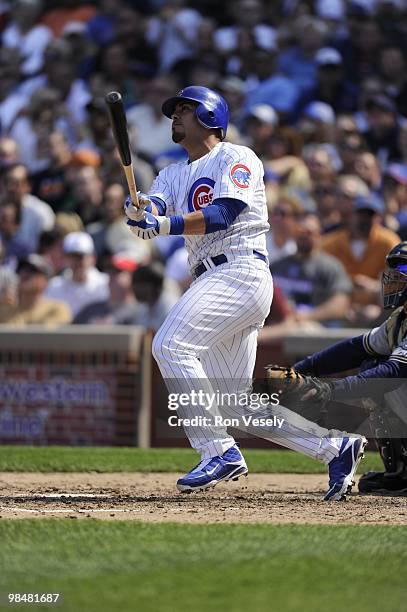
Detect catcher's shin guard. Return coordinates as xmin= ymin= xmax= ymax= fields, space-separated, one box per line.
xmin=359 ymin=401 xmax=407 ymax=494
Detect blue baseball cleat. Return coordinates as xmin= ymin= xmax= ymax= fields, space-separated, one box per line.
xmin=324 ymin=436 xmax=368 ymax=501
xmin=177 ymin=445 xmax=248 ymax=493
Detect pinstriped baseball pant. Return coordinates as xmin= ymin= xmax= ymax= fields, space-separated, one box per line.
xmin=152 ymin=258 xmax=343 ymax=463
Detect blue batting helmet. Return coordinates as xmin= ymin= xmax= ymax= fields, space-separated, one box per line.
xmin=162 ymin=86 xmax=229 ymax=140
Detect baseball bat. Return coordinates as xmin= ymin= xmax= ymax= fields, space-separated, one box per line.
xmin=105 ymin=91 xmax=139 ymax=207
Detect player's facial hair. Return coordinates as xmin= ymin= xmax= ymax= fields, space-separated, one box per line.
xmin=172 ymin=131 xmax=185 ymax=143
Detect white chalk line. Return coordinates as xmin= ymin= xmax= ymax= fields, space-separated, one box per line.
xmin=0 ymin=507 xmax=137 ymax=514
xmin=5 ymin=493 xmax=111 ymax=499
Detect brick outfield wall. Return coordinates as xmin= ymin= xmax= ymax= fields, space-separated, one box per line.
xmin=0 ymin=327 xmax=146 ymax=446
xmin=0 ymin=326 xmax=368 ymax=447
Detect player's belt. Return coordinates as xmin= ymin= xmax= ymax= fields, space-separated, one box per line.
xmin=193 ymin=251 xmax=267 ymax=279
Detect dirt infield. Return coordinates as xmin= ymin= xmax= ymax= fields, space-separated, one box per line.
xmin=0 ymin=472 xmax=406 ymax=524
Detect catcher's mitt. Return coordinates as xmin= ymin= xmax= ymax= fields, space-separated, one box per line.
xmin=265 ymin=365 xmax=332 ymax=405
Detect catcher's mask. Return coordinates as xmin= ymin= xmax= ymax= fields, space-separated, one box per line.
xmin=382 ymin=241 xmax=407 ymax=309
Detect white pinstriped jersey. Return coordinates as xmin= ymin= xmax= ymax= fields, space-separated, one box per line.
xmin=363 ymin=306 xmax=407 ymax=365
xmin=148 ymin=142 xmax=269 ymax=269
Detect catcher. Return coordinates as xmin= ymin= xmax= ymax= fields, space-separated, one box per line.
xmin=277 ymin=241 xmax=407 ymax=495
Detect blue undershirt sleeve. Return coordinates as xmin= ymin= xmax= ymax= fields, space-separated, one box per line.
xmin=294 ymin=335 xmax=371 ymax=376
xmin=201 ymin=197 xmax=247 ymax=233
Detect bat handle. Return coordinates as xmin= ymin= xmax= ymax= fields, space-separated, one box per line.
xmin=123 ymin=163 xmax=140 ymax=208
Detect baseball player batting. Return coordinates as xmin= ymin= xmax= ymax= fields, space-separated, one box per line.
xmin=124 ymin=85 xmax=366 ymax=501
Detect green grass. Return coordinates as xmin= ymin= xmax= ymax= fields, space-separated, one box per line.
xmin=0 ymin=521 xmax=406 ymax=612
xmin=0 ymin=446 xmax=382 ymax=474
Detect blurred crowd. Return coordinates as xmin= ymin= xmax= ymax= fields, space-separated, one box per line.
xmin=0 ymin=0 xmax=406 ymax=333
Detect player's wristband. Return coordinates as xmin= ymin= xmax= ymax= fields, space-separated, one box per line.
xmin=156 ymin=215 xmax=184 ymax=236
xmin=168 ymin=215 xmax=185 ymax=235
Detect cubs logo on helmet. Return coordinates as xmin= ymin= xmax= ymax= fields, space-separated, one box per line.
xmin=188 ymin=177 xmax=215 ymax=212
xmin=230 ymin=164 xmax=251 ymax=189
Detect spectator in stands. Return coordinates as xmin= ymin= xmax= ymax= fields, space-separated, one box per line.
xmin=86 ymin=182 xmax=152 ymax=264
xmin=93 ymin=40 xmax=137 ymax=110
xmin=128 ymin=262 xmax=180 ymax=332
xmin=276 ymin=15 xmax=329 ymax=95
xmin=100 ymin=140 xmax=154 ymax=196
xmin=146 ymin=0 xmax=203 ymax=73
xmin=312 ymin=183 xmax=341 ymax=234
xmin=378 ymin=45 xmax=407 ymax=117
xmin=186 ymin=61 xmax=222 ymax=99
xmin=303 ymin=47 xmax=358 ymax=114
xmin=337 ymin=134 xmax=365 ymax=176
xmin=82 ymin=97 xmax=114 ymax=155
xmin=383 ymin=163 xmax=407 ymax=238
xmin=335 ymin=115 xmax=365 ymax=174
xmin=194 ymin=19 xmax=219 ymax=72
xmin=0 ymin=200 xmax=32 ymax=264
xmin=69 ymin=166 xmax=104 ymax=226
xmin=218 ymin=76 xmax=246 ymax=127
xmin=0 ymin=254 xmax=71 ymax=326
xmin=243 ymin=104 xmax=278 ymax=158
xmin=244 ymin=47 xmax=300 ymax=119
xmin=1 ymin=163 xmax=55 ymax=252
xmin=0 ymin=138 xmax=19 ymax=170
xmin=266 ymin=194 xmax=304 ymax=262
xmin=271 ymin=213 xmax=352 ymax=326
xmin=362 ymin=94 xmax=403 ymax=165
xmin=341 ymin=18 xmax=383 ymax=85
xmin=335 ymin=174 xmax=370 ymax=226
xmin=61 ymin=19 xmax=96 ymax=82
xmin=0 ymin=235 xmax=18 ymax=320
xmin=38 ymin=228 xmax=66 ymax=276
xmin=0 ymin=48 xmax=28 ymax=134
xmin=214 ymin=0 xmax=276 ymax=58
xmin=398 ymin=123 xmax=407 ymax=165
xmin=303 ymin=144 xmax=338 ymax=185
xmin=2 ymin=0 xmax=52 ymax=77
xmin=298 ymin=101 xmax=336 ymax=145
xmin=354 ymin=151 xmax=382 ymax=192
xmin=45 ymin=231 xmax=109 ymax=317
xmin=9 ymin=87 xmax=76 ymax=174
xmin=82 ymin=98 xmax=154 ymax=192
xmin=73 ymin=252 xmax=138 ymax=324
xmin=20 ymin=38 xmax=91 ymax=138
xmin=87 ymin=0 xmax=118 ymax=47
xmin=40 ymin=0 xmax=97 ymax=37
xmin=263 ymin=127 xmax=310 ymax=192
xmin=127 ymin=75 xmax=180 ymax=163
xmin=30 ymin=131 xmax=76 ymax=213
xmin=115 ymin=5 xmax=157 ymax=78
xmin=322 ymin=194 xmax=400 ymax=307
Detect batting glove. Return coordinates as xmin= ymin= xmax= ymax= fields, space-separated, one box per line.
xmin=127 ymin=212 xmax=170 ymax=240
xmin=124 ymin=192 xmax=152 ymax=222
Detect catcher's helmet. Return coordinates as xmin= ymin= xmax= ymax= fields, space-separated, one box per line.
xmin=162 ymin=86 xmax=229 ymax=140
xmin=382 ymin=241 xmax=407 ymax=309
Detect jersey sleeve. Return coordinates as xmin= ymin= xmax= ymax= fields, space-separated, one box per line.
xmin=212 ymin=148 xmax=262 ymax=209
xmin=389 ymin=337 xmax=407 ymax=365
xmin=363 ymin=320 xmax=391 ymax=357
xmin=148 ymin=168 xmax=175 ymax=216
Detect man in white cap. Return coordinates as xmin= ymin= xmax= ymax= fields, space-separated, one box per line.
xmin=45 ymin=231 xmax=109 ymax=317
xmin=300 ymin=47 xmax=358 ymax=114
xmin=244 ymin=104 xmax=278 ymax=158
